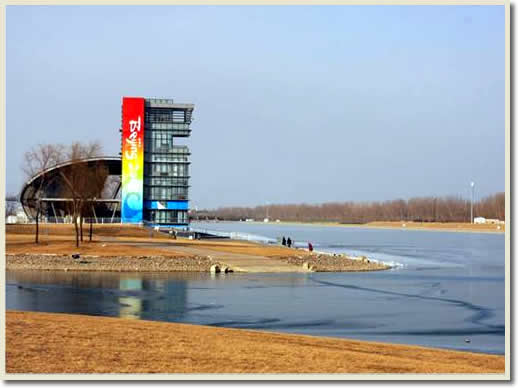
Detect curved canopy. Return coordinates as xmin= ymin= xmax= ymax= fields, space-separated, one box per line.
xmin=20 ymin=156 xmax=122 ymax=220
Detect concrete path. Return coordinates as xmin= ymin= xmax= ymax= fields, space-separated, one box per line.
xmin=100 ymin=237 xmax=308 ymax=273
xmin=168 ymin=245 xmax=308 ymax=273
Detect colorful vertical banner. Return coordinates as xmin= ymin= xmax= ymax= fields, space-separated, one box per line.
xmin=121 ymin=97 xmax=145 ymax=223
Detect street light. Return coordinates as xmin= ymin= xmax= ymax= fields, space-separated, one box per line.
xmin=470 ymin=181 xmax=475 ymax=224
xmin=467 ymin=181 xmax=475 ymax=344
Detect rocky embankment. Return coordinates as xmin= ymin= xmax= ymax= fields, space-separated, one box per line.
xmin=6 ymin=252 xmax=389 ymax=273
xmin=6 ymin=254 xmax=219 ymax=272
xmin=278 ymin=253 xmax=390 ymax=272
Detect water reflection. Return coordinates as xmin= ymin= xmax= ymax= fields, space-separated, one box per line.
xmin=119 ymin=278 xmax=142 ymax=319
xmin=7 ymin=272 xmax=189 ymax=322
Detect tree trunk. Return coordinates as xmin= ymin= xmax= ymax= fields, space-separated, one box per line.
xmin=74 ymin=215 xmax=79 ymax=248
xmin=35 ymin=208 xmax=39 ymax=244
xmin=80 ymin=215 xmax=84 ymax=242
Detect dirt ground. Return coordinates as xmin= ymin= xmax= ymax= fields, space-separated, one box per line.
xmin=6 ymin=234 xmax=190 ymax=257
xmin=5 ymin=311 xmax=505 ymax=374
xmin=6 ymin=223 xmax=170 ymax=238
xmin=5 ymin=224 xmax=310 ymax=258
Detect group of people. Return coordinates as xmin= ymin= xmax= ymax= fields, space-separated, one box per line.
xmin=281 ymin=236 xmax=292 ymax=248
xmin=281 ymin=236 xmax=313 ymax=252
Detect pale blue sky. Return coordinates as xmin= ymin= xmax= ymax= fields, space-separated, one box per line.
xmin=6 ymin=5 xmax=505 ymax=208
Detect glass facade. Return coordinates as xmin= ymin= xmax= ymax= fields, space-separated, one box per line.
xmin=146 ymin=209 xmax=189 ymax=224
xmin=141 ymin=98 xmax=194 ymax=226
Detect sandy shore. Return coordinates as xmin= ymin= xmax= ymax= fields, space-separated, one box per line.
xmin=5 ymin=311 xmax=505 ymax=374
xmin=278 ymin=253 xmax=388 ymax=272
xmin=268 ymin=220 xmax=505 ymax=234
xmin=347 ymin=221 xmax=505 ymax=234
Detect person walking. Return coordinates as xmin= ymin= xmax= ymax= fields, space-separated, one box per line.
xmin=282 ymin=236 xmax=286 ymax=246
xmin=308 ymin=242 xmax=313 ymax=252
xmin=287 ymin=237 xmax=292 ymax=248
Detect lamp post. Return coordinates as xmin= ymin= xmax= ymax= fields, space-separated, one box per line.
xmin=470 ymin=181 xmax=475 ymax=224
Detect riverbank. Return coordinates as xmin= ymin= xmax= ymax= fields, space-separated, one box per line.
xmin=233 ymin=220 xmax=505 ymax=234
xmin=6 ymin=224 xmax=389 ymax=273
xmin=6 ymin=253 xmax=219 ymax=272
xmin=278 ymin=253 xmax=388 ymax=272
xmin=5 ymin=311 xmax=505 ymax=374
xmin=351 ymin=221 xmax=505 ymax=234
xmin=6 ymin=252 xmax=388 ymax=273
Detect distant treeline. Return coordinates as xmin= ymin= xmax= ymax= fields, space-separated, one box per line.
xmin=195 ymin=193 xmax=505 ymax=223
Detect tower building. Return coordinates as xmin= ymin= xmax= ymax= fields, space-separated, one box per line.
xmin=121 ymin=97 xmax=194 ymax=227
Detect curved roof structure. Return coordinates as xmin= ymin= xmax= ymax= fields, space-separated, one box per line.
xmin=20 ymin=156 xmax=122 ymax=220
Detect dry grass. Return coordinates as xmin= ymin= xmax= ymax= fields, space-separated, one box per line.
xmin=5 ymin=224 xmax=300 ymax=258
xmin=6 ymin=311 xmax=505 ymax=374
xmin=6 ymin=223 xmax=169 ymax=238
xmin=6 ymin=234 xmax=188 ymax=257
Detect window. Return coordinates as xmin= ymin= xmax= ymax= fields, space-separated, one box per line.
xmin=143 ymin=177 xmax=189 ymax=187
xmin=145 ymin=210 xmax=188 ymax=224
xmin=145 ymin=108 xmax=188 ymax=124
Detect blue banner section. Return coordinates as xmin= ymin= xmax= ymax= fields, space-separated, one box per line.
xmin=122 ymin=192 xmax=143 ymax=223
xmin=144 ymin=200 xmax=189 ymax=210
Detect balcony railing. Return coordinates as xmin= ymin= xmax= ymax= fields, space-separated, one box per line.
xmin=144 ymin=155 xmax=190 ymax=163
xmin=146 ymin=122 xmax=191 ymax=130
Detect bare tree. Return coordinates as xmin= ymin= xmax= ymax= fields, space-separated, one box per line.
xmin=22 ymin=144 xmax=65 ymax=243
xmin=58 ymin=141 xmax=106 ymax=247
xmin=22 ymin=141 xmax=106 ymax=247
xmin=201 ymin=193 xmax=505 ymax=224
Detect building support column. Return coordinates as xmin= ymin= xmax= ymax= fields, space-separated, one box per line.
xmin=111 ymin=202 xmax=118 ymax=223
xmin=92 ymin=204 xmax=98 ymax=224
xmin=50 ymin=202 xmax=58 ymax=223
